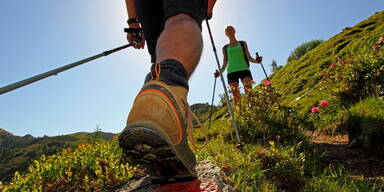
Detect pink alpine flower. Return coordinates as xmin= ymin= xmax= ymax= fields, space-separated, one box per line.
xmin=338 ymin=74 xmax=345 ymax=79
xmin=338 ymin=59 xmax=345 ymax=63
xmin=264 ymin=80 xmax=271 ymax=86
xmin=319 ymin=100 xmax=330 ymax=108
xmin=330 ymin=63 xmax=337 ymax=68
xmin=311 ymin=107 xmax=320 ymax=113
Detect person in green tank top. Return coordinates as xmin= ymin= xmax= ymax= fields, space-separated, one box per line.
xmin=214 ymin=25 xmax=262 ymax=104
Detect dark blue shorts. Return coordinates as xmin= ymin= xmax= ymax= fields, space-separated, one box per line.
xmin=227 ymin=70 xmax=253 ymax=84
xmin=134 ymin=0 xmax=206 ymax=63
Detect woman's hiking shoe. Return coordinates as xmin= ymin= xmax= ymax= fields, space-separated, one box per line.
xmin=118 ymin=80 xmax=197 ymax=184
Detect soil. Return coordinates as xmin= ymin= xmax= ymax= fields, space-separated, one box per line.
xmin=308 ymin=131 xmax=384 ymax=182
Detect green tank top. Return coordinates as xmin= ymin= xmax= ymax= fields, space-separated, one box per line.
xmin=226 ymin=42 xmax=249 ymax=74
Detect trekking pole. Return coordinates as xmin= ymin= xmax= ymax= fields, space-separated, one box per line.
xmin=0 ymin=43 xmax=135 ymax=95
xmin=256 ymin=52 xmax=269 ymax=81
xmin=208 ymin=76 xmax=217 ymax=129
xmin=205 ymin=19 xmax=242 ymax=147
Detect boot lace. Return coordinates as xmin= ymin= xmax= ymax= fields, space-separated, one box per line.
xmin=186 ymin=105 xmax=209 ymax=151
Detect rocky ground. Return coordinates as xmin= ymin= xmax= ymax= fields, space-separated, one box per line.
xmin=116 ymin=160 xmax=234 ymax=192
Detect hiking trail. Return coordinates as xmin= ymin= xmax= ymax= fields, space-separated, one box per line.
xmin=308 ymin=131 xmax=384 ymax=182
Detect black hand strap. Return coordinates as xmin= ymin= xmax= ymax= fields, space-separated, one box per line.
xmin=124 ymin=28 xmax=143 ymax=41
xmin=127 ymin=18 xmax=139 ymax=25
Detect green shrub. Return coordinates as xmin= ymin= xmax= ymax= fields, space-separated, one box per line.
xmin=287 ymin=40 xmax=324 ymax=62
xmin=344 ymin=97 xmax=384 ymax=154
xmin=1 ymin=138 xmax=136 ymax=192
xmin=234 ymin=83 xmax=308 ymax=144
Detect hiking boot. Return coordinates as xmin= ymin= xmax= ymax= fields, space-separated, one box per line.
xmin=118 ymin=80 xmax=196 ymax=183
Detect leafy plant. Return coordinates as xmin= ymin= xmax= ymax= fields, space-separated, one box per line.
xmin=344 ymin=97 xmax=384 ymax=154
xmin=287 ymin=40 xmax=324 ymax=62
xmin=234 ymin=82 xmax=308 ymax=144
xmin=1 ymin=138 xmax=136 ymax=192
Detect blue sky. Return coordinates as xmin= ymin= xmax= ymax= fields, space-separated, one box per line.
xmin=0 ymin=1 xmax=383 ymax=137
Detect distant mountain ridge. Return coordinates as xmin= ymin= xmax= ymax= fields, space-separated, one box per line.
xmin=190 ymin=103 xmax=218 ymax=123
xmin=0 ymin=128 xmax=12 ymax=136
xmin=0 ymin=130 xmax=115 ymax=182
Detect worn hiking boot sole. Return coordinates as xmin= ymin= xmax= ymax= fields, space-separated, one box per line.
xmin=119 ymin=125 xmax=197 ymax=184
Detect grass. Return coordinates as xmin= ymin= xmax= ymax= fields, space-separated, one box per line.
xmin=194 ymin=124 xmax=383 ymax=191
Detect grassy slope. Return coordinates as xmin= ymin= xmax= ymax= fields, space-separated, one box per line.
xmin=271 ymin=11 xmax=384 ymax=113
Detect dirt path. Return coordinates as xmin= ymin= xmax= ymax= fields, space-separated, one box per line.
xmin=308 ymin=131 xmax=384 ymax=182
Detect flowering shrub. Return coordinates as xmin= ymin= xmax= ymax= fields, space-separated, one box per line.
xmin=309 ymin=34 xmax=384 ymax=133
xmin=311 ymin=107 xmax=320 ymax=113
xmin=319 ymin=100 xmax=330 ymax=108
xmin=234 ymin=83 xmax=308 ymax=144
xmin=307 ymin=98 xmax=345 ymax=134
xmin=264 ymin=80 xmax=271 ymax=86
xmin=321 ymin=37 xmax=384 ymax=103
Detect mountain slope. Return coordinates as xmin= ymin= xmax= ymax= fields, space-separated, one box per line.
xmin=0 ymin=128 xmax=12 ymax=136
xmin=271 ymin=10 xmax=384 ymax=111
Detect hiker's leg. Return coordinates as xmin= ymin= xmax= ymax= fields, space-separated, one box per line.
xmin=242 ymin=77 xmax=253 ymax=94
xmin=229 ymin=82 xmax=240 ymax=104
xmin=156 ymin=13 xmax=203 ymax=77
xmin=120 ymin=0 xmax=206 ymax=183
xmin=227 ymin=72 xmax=241 ymax=104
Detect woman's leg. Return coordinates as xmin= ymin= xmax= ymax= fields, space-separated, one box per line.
xmin=229 ymin=81 xmax=240 ymax=104
xmin=242 ymin=76 xmax=253 ymax=94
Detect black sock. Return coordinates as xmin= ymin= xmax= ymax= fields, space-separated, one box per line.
xmin=144 ymin=59 xmax=189 ymax=89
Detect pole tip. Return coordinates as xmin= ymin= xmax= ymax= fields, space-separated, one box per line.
xmin=236 ymin=143 xmax=244 ymax=148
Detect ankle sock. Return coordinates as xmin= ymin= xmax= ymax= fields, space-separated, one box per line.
xmin=144 ymin=59 xmax=189 ymax=89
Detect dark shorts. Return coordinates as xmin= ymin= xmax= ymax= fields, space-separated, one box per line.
xmin=227 ymin=70 xmax=253 ymax=84
xmin=134 ymin=0 xmax=206 ymax=63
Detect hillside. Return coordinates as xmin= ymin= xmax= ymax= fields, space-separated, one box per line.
xmin=0 ymin=130 xmax=115 ymax=182
xmin=271 ymin=10 xmax=383 ymax=113
xmin=0 ymin=128 xmax=12 ymax=136
xmin=191 ymin=103 xmax=218 ymax=123
xmin=268 ymin=10 xmax=384 ymax=154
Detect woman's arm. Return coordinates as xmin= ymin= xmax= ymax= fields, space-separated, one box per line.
xmin=214 ymin=46 xmax=228 ymax=77
xmin=220 ymin=46 xmax=228 ymax=72
xmin=243 ymin=41 xmax=262 ymax=63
